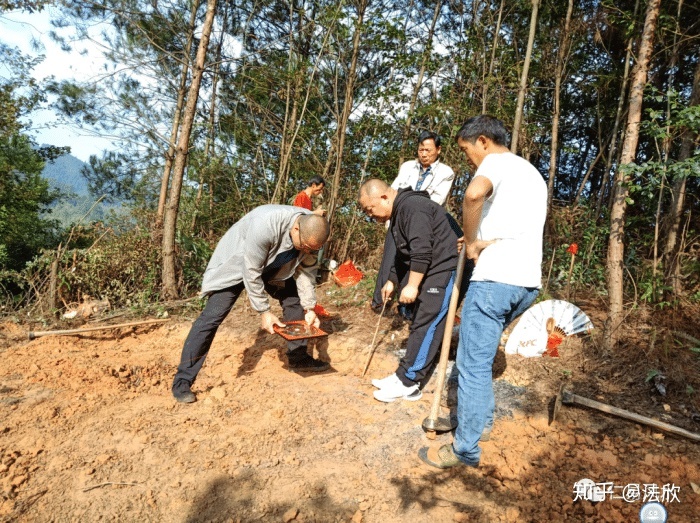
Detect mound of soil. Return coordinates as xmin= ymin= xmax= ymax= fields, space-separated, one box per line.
xmin=1 ymin=295 xmax=699 ymax=522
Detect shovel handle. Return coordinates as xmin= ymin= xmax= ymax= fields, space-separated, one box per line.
xmin=426 ymin=248 xmax=468 ymax=425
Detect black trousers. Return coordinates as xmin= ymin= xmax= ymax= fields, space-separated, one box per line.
xmin=172 ymin=278 xmax=306 ymax=393
xmin=372 ymin=231 xmax=410 ymax=309
xmin=396 ymin=264 xmax=472 ymax=387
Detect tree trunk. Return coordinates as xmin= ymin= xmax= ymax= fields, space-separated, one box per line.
xmin=595 ymin=0 xmax=640 ymax=220
xmin=155 ymin=0 xmax=199 ymax=233
xmin=398 ymin=0 xmax=441 ymax=166
xmin=161 ymin=0 xmax=218 ymax=300
xmin=207 ymin=54 xmax=220 ymax=240
xmin=603 ymin=0 xmax=660 ymax=351
xmin=272 ymin=1 xmax=336 ymax=204
xmin=272 ymin=0 xmax=301 ymax=204
xmin=662 ymin=48 xmax=699 ymax=297
xmin=574 ymin=135 xmax=593 ymax=194
xmin=546 ymin=0 xmax=574 ymax=213
xmin=573 ymin=141 xmax=607 ymax=206
xmin=652 ymin=0 xmax=683 ymax=301
xmin=192 ymin=5 xmax=226 ymax=234
xmin=482 ymin=0 xmax=504 ymax=114
xmin=337 ymin=73 xmax=394 ymax=262
xmin=326 ymin=0 xmax=367 ymax=229
xmin=319 ymin=66 xmax=341 ymax=185
xmin=511 ymin=0 xmax=539 ymax=153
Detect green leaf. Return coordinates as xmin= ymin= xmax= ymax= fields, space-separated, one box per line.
xmin=645 ymin=369 xmax=659 ymax=383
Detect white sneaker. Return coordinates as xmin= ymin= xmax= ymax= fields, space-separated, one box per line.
xmin=373 ymin=379 xmax=422 ymax=403
xmin=371 ymin=373 xmax=400 ymax=389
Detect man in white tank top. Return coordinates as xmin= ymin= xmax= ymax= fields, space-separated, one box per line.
xmin=419 ymin=115 xmax=547 ymax=469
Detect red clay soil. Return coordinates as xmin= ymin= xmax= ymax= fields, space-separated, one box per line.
xmin=1 ymin=296 xmax=699 ymax=522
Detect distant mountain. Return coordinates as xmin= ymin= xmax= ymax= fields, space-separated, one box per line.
xmin=41 ymin=152 xmax=126 ymax=228
xmin=42 ymin=152 xmax=90 ymax=196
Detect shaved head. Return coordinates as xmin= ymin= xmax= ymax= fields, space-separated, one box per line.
xmin=358 ymin=179 xmax=396 ymax=223
xmin=359 ymin=178 xmax=390 ymax=199
xmin=298 ymin=214 xmax=330 ymax=246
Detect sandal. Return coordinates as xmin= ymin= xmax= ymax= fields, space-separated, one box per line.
xmin=418 ymin=444 xmax=478 ymax=469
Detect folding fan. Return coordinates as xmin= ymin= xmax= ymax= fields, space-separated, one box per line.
xmin=504 ymin=299 xmax=594 ymax=358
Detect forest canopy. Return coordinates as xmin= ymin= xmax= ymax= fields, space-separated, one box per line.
xmin=0 ymin=0 xmax=698 ymax=349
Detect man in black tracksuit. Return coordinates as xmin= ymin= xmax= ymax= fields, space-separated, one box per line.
xmin=358 ymin=179 xmax=471 ymax=402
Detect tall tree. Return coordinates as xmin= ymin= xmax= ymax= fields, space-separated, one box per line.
xmin=604 ymin=0 xmax=661 ymax=350
xmin=155 ymin=0 xmax=200 ymax=232
xmin=326 ymin=0 xmax=369 ymax=226
xmin=662 ymin=53 xmax=700 ymax=297
xmin=398 ymin=0 xmax=441 ymax=165
xmin=510 ymin=0 xmax=539 ymax=153
xmin=595 ymin=0 xmax=639 ymax=218
xmin=481 ymin=0 xmax=504 ymax=114
xmin=546 ymin=0 xmax=574 ymax=213
xmin=161 ymin=0 xmax=218 ymax=299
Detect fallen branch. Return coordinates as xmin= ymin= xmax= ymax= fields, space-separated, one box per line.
xmin=28 ymin=319 xmax=170 ymax=340
xmin=82 ymin=482 xmax=141 ymax=492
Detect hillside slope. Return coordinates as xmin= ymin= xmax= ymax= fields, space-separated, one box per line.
xmin=41 ymin=152 xmax=124 ymax=227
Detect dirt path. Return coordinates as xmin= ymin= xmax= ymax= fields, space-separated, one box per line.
xmin=1 ymin=301 xmax=699 ymax=522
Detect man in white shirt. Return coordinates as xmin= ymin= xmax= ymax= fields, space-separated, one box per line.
xmin=371 ymin=131 xmax=455 ymax=314
xmin=418 ymin=115 xmax=547 ymax=469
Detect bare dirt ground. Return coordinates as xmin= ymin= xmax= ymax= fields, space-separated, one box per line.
xmin=1 ymin=285 xmax=699 ymax=522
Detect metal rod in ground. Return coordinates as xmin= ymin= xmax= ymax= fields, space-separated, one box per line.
xmin=423 ymin=248 xmax=468 ymax=437
xmin=361 ymin=300 xmax=388 ymax=377
xmin=28 ymin=319 xmax=170 ymax=340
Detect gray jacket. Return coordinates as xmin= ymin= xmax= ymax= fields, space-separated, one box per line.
xmin=201 ymin=205 xmax=317 ymax=312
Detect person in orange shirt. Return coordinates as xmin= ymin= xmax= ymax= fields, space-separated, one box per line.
xmin=293 ymin=176 xmax=326 ymax=216
xmin=293 ymin=175 xmax=330 ymax=318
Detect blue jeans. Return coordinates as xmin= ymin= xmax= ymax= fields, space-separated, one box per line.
xmin=453 ymin=281 xmax=539 ymax=465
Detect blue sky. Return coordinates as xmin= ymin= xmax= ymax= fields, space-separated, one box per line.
xmin=1 ymin=7 xmax=114 ymax=162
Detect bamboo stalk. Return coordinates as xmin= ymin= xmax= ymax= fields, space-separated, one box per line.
xmin=28 ymin=319 xmax=170 ymax=340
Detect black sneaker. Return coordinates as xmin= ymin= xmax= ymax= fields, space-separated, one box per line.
xmin=288 ymin=354 xmax=330 ymax=372
xmin=172 ymin=381 xmax=196 ymax=403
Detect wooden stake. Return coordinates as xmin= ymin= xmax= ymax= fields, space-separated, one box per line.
xmin=566 ymin=251 xmax=576 ymax=300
